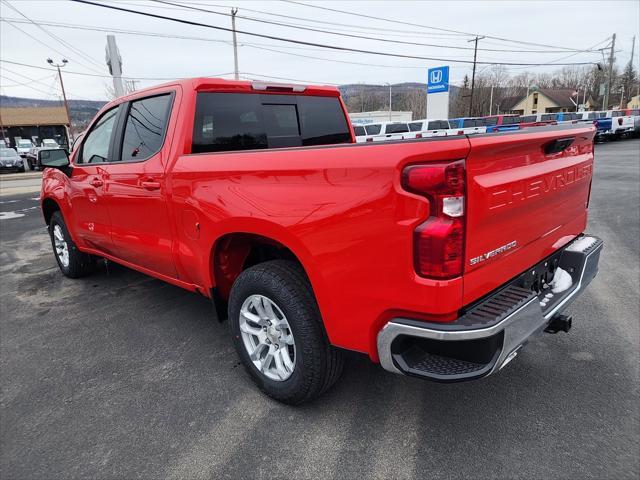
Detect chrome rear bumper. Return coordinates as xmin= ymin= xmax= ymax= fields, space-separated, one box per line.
xmin=377 ymin=235 xmax=603 ymax=381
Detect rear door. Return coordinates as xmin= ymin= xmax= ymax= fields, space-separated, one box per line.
xmin=101 ymin=91 xmax=178 ymax=278
xmin=462 ymin=125 xmax=595 ymax=304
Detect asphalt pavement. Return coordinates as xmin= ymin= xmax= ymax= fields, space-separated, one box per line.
xmin=1 ymin=139 xmax=638 ymax=479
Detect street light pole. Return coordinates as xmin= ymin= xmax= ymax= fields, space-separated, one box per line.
xmin=47 ymin=58 xmax=71 ymax=129
xmin=231 ymin=8 xmax=239 ymax=80
xmin=386 ymin=83 xmax=392 ymax=120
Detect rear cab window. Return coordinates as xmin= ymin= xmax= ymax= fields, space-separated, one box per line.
xmin=408 ymin=122 xmax=423 ymax=132
xmin=192 ymin=92 xmax=351 ymax=153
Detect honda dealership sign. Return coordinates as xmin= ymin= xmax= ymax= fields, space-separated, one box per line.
xmin=427 ymin=66 xmax=450 ymax=118
xmin=427 ymin=66 xmax=449 ymax=93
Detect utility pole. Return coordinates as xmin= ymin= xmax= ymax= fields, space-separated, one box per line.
xmin=468 ymin=36 xmax=484 ymax=117
xmin=106 ymin=35 xmax=124 ymax=97
xmin=621 ymin=36 xmax=635 ymax=108
xmin=388 ymin=83 xmax=392 ymax=120
xmin=231 ymin=8 xmax=239 ymax=80
xmin=489 ymin=85 xmax=494 ymax=115
xmin=47 ymin=58 xmax=71 ymax=128
xmin=603 ymin=33 xmax=616 ymax=110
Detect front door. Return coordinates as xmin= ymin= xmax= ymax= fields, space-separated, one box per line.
xmin=69 ymin=105 xmax=121 ymax=254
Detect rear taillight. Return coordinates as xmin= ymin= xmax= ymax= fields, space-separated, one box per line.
xmin=402 ymin=160 xmax=466 ymax=279
xmin=458 ymin=130 xmax=464 ymax=135
xmin=618 ymin=118 xmax=623 ymax=125
xmin=366 ymin=137 xmax=373 ymax=142
xmin=416 ymin=133 xmax=423 ymax=138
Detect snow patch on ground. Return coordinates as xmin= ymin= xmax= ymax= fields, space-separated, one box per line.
xmin=0 ymin=211 xmax=26 ymax=220
xmin=550 ymin=267 xmax=573 ymax=294
xmin=566 ymin=236 xmax=597 ymax=252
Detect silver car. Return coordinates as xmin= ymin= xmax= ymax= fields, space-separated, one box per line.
xmin=0 ymin=147 xmax=26 ymax=172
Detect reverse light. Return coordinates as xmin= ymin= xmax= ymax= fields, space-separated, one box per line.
xmin=402 ymin=160 xmax=466 ymax=279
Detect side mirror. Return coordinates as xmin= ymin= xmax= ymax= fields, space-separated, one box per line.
xmin=39 ymin=149 xmax=70 ymax=171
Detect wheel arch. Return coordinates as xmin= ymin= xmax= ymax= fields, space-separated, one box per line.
xmin=206 ymin=225 xmax=328 ymax=329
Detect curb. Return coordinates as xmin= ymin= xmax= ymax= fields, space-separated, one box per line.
xmin=0 ymin=172 xmax=43 ymax=181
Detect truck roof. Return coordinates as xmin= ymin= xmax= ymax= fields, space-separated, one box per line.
xmin=113 ymin=77 xmax=341 ymax=105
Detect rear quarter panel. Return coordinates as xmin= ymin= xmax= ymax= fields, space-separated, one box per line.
xmin=169 ymin=138 xmax=470 ymax=356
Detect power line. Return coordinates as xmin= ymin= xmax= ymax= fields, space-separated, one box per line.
xmin=282 ymin=0 xmax=605 ymax=53
xmin=0 ymin=73 xmax=59 ymax=98
xmin=0 ymin=59 xmax=235 ymax=81
xmin=2 ymin=0 xmax=105 ymax=74
xmin=70 ymin=0 xmax=601 ymax=67
xmin=0 ymin=71 xmax=56 ymax=88
xmin=153 ymin=0 xmax=594 ymax=54
xmin=121 ymin=0 xmax=468 ymax=38
xmin=1 ymin=17 xmax=483 ymax=71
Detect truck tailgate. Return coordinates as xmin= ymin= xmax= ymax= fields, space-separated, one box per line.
xmin=463 ymin=125 xmax=595 ymax=305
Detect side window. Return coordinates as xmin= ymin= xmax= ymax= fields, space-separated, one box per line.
xmin=80 ymin=107 xmax=119 ymax=164
xmin=364 ymin=124 xmax=381 ymax=135
xmin=353 ymin=126 xmax=366 ymax=136
xmin=121 ymin=94 xmax=172 ymax=161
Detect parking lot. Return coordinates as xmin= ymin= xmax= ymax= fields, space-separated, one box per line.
xmin=0 ymin=139 xmax=638 ymax=479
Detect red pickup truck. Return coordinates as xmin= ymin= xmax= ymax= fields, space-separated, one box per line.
xmin=40 ymin=78 xmax=603 ymax=404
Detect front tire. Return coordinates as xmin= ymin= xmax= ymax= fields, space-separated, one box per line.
xmin=49 ymin=211 xmax=96 ymax=278
xmin=229 ymin=260 xmax=344 ymax=405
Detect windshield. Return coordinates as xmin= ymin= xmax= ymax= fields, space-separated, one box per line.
xmin=0 ymin=149 xmax=18 ymax=158
xmin=18 ymin=140 xmax=32 ymax=147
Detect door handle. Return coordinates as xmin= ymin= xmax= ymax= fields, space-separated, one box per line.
xmin=90 ymin=178 xmax=103 ymax=187
xmin=141 ymin=180 xmax=161 ymax=191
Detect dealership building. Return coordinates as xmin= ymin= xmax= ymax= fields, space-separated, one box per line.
xmin=0 ymin=106 xmax=70 ymax=150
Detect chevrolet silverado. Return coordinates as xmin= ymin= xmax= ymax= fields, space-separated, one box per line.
xmin=40 ymin=78 xmax=603 ymax=404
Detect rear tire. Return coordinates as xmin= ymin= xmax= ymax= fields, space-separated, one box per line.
xmin=229 ymin=260 xmax=344 ymax=405
xmin=49 ymin=211 xmax=96 ymax=278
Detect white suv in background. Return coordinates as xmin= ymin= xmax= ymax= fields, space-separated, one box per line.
xmin=406 ymin=119 xmax=451 ymax=139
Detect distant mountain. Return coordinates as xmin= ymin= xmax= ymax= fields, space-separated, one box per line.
xmin=0 ymin=95 xmax=106 ymax=131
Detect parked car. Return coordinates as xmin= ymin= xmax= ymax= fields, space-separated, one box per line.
xmin=362 ymin=121 xmax=410 ymax=141
xmin=448 ymin=117 xmax=488 ymax=135
xmin=15 ymin=139 xmax=33 ymax=158
xmin=483 ymin=115 xmax=522 ymax=133
xmin=41 ymin=138 xmax=59 ymax=148
xmin=0 ymin=146 xmax=25 ymax=172
xmin=595 ymin=110 xmax=634 ymax=140
xmin=608 ymin=110 xmax=635 ymax=138
xmin=405 ymin=119 xmax=450 ymax=138
xmin=622 ymin=108 xmax=640 ymax=137
xmin=40 ymin=78 xmax=603 ymax=404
